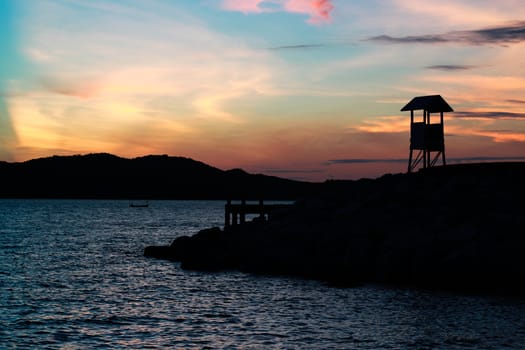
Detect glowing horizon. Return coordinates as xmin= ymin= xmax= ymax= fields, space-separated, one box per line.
xmin=1 ymin=0 xmax=524 ymax=181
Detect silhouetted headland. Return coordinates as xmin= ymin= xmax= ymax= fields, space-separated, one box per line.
xmin=146 ymin=162 xmax=525 ymax=295
xmin=0 ymin=153 xmax=315 ymax=199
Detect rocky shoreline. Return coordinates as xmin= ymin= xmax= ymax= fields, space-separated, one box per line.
xmin=145 ymin=162 xmax=525 ymax=295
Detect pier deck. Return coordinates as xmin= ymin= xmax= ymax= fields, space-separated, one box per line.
xmin=225 ymin=200 xmax=292 ymax=227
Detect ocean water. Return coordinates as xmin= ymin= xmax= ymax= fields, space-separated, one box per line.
xmin=1 ymin=199 xmax=524 ymax=349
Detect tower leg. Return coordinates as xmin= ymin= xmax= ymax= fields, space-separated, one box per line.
xmin=408 ymin=149 xmax=413 ymax=173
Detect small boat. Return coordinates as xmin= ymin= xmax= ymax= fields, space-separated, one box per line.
xmin=129 ymin=201 xmax=149 ymax=208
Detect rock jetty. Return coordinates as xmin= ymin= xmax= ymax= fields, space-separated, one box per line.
xmin=145 ymin=162 xmax=525 ymax=295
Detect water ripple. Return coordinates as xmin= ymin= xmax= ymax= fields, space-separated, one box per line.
xmin=1 ymin=199 xmax=525 ymax=349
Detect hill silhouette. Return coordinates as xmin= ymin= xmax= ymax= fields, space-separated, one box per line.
xmin=0 ymin=153 xmax=316 ymax=199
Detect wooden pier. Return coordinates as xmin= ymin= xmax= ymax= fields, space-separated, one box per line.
xmin=224 ymin=199 xmax=292 ymax=227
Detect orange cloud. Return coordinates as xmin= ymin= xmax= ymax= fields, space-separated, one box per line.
xmin=355 ymin=116 xmax=408 ymax=133
xmin=425 ymin=75 xmax=525 ymax=92
xmin=476 ymin=130 xmax=525 ymax=143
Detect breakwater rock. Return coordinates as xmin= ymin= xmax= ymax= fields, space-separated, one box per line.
xmin=145 ymin=163 xmax=525 ymax=294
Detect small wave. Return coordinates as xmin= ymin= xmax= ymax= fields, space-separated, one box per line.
xmin=445 ymin=335 xmax=483 ymax=346
xmin=202 ymin=312 xmax=235 ymax=319
xmin=83 ymin=315 xmax=131 ymax=326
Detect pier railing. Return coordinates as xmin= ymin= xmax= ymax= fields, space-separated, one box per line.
xmin=224 ymin=199 xmax=292 ymax=227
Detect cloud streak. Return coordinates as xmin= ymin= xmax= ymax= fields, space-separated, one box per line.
xmin=426 ymin=65 xmax=476 ymax=71
xmin=328 ymin=158 xmax=406 ymax=164
xmin=506 ymin=99 xmax=525 ymax=104
xmin=264 ymin=168 xmax=324 ymax=174
xmin=453 ymin=111 xmax=525 ymax=120
xmin=221 ymin=0 xmax=334 ymax=24
xmin=39 ymin=75 xmax=102 ymax=99
xmin=368 ymin=21 xmax=525 ymax=45
xmin=267 ymin=43 xmax=327 ymax=50
xmin=328 ymin=156 xmax=525 ymax=165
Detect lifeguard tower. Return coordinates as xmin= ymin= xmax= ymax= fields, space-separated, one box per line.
xmin=401 ymin=95 xmax=453 ymax=173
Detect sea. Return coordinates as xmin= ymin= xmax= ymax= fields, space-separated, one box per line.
xmin=1 ymin=199 xmax=524 ymax=349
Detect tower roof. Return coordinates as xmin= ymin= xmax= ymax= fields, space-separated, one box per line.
xmin=401 ymin=95 xmax=453 ymax=113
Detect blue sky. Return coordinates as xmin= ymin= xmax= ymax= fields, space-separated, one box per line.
xmin=0 ymin=0 xmax=21 ymax=157
xmin=1 ymin=0 xmax=524 ymax=180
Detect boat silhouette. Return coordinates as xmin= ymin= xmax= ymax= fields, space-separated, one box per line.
xmin=129 ymin=201 xmax=149 ymax=208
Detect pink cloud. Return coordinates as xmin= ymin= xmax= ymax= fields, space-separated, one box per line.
xmin=221 ymin=0 xmax=267 ymax=13
xmin=221 ymin=0 xmax=334 ymax=24
xmin=284 ymin=0 xmax=334 ymax=24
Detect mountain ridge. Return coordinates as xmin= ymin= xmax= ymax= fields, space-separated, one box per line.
xmin=0 ymin=153 xmax=317 ymax=199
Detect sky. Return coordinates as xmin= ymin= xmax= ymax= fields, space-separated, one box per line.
xmin=0 ymin=0 xmax=524 ymax=181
